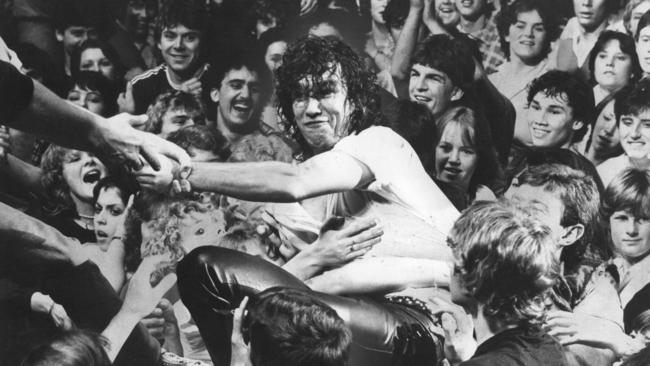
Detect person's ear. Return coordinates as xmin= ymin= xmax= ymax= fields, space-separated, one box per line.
xmin=210 ymin=88 xmax=219 ymax=103
xmin=55 ymin=29 xmax=64 ymax=42
xmin=451 ymin=87 xmax=464 ymax=102
xmin=558 ymin=223 xmax=584 ymax=247
xmin=571 ymin=119 xmax=584 ymax=131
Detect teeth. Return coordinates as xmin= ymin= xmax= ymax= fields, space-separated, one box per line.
xmin=83 ymin=170 xmax=101 ymax=183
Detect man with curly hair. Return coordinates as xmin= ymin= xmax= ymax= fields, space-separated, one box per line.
xmin=138 ymin=35 xmax=458 ymax=266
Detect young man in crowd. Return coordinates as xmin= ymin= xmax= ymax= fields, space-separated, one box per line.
xmin=229 ymin=289 xmax=352 ymax=366
xmin=129 ymin=0 xmax=215 ymax=114
xmin=446 ymin=200 xmax=567 ymax=366
xmin=407 ymin=34 xmax=515 ymax=164
xmin=455 ymin=0 xmax=505 ymax=74
xmin=144 ymin=90 xmax=206 ymax=139
xmin=505 ymin=164 xmax=643 ymax=365
xmin=525 ymin=70 xmax=593 ymax=150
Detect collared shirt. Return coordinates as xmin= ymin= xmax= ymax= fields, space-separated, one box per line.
xmin=560 ymin=17 xmax=611 ymax=69
xmin=458 ymin=16 xmax=506 ymax=75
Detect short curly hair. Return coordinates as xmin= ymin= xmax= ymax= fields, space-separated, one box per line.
xmin=411 ymin=34 xmax=476 ymax=93
xmin=449 ymin=200 xmax=559 ymax=326
xmin=495 ymin=0 xmax=561 ymax=60
xmin=275 ymin=36 xmax=382 ymax=155
xmin=144 ymin=90 xmax=206 ymax=135
xmin=40 ymin=145 xmax=77 ymax=217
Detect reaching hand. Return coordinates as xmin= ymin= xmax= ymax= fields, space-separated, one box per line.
xmin=135 ymin=154 xmax=177 ymax=193
xmin=307 ymin=217 xmax=383 ymax=267
xmin=428 ymin=296 xmax=476 ymax=363
xmin=90 ymin=113 xmax=191 ymax=172
xmin=117 ymin=81 xmax=136 ymax=114
xmin=179 ymin=77 xmax=202 ymax=96
xmin=230 ymin=296 xmax=252 ymax=366
xmin=544 ymin=310 xmax=624 ymax=348
xmin=142 ymin=298 xmax=179 ymax=341
xmin=121 ymin=255 xmax=177 ymax=320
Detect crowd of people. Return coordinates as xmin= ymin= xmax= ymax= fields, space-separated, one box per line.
xmin=2 ymin=0 xmax=650 ymax=365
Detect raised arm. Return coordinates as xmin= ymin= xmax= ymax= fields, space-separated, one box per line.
xmin=391 ymin=0 xmax=424 ymax=80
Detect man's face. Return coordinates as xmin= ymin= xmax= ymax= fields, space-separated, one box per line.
xmin=159 ymin=107 xmax=195 ymax=139
xmin=527 ymin=91 xmax=582 ymax=148
xmin=434 ymin=0 xmax=460 ymax=27
xmin=573 ymin=0 xmax=608 ymax=31
xmin=504 ymin=183 xmax=566 ymax=257
xmin=57 ymin=26 xmax=98 ymax=55
xmin=264 ymin=41 xmax=287 ymax=73
xmin=454 ymin=0 xmax=489 ymax=20
xmin=409 ymin=63 xmax=460 ymax=116
xmin=619 ymin=110 xmax=650 ymax=159
xmin=158 ymin=24 xmax=202 ymax=76
xmin=213 ymin=66 xmax=262 ymax=131
xmin=124 ymin=0 xmax=151 ymax=39
xmin=292 ymin=66 xmax=351 ymax=153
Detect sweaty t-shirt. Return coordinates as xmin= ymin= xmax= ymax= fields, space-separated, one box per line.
xmin=267 ymin=126 xmax=459 ymax=261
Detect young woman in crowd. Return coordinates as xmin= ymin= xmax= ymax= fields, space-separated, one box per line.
xmin=491 ymin=0 xmax=560 ymax=146
xmin=601 ymin=168 xmax=650 ymax=308
xmin=433 ymin=106 xmax=502 ymax=202
xmin=70 ymin=39 xmax=126 ymax=87
xmin=589 ymin=30 xmax=641 ymax=105
xmin=66 ymin=71 xmax=119 ymax=117
xmin=578 ymin=87 xmax=629 ymax=166
xmin=40 ymin=146 xmax=107 ymax=243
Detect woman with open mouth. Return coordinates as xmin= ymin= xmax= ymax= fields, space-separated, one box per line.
xmin=40 ymin=145 xmax=108 ymax=243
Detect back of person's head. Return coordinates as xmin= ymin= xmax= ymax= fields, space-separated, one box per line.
xmin=247 ymin=288 xmax=352 ymax=366
xmin=617 ymin=78 xmax=650 ymax=119
xmin=511 ymin=163 xmax=604 ymax=269
xmin=154 ymin=0 xmax=207 ymax=41
xmin=449 ymin=200 xmax=558 ymax=326
xmin=527 ymin=70 xmax=595 ymax=143
xmin=145 ymin=90 xmax=206 ymax=135
xmin=496 ymin=0 xmax=561 ymax=59
xmin=167 ymin=125 xmax=229 ymax=161
xmin=411 ymin=34 xmax=476 ymax=92
xmin=588 ymin=30 xmax=642 ymax=85
xmin=20 ymin=330 xmax=110 ymax=366
xmin=387 ymin=100 xmax=437 ymax=167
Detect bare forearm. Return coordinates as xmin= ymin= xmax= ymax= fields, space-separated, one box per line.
xmin=282 ymin=250 xmax=325 ymax=281
xmin=102 ymin=309 xmax=142 ymax=362
xmin=9 ymin=81 xmax=100 ymax=152
xmin=190 ymin=161 xmax=315 ymax=202
xmin=307 ymin=257 xmax=451 ymax=295
xmin=391 ymin=5 xmax=423 ymax=79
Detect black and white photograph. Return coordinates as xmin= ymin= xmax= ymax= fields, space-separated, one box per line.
xmin=1 ymin=0 xmax=650 ymax=365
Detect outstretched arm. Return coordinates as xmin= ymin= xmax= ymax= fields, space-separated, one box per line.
xmin=0 ymin=61 xmax=190 ymax=171
xmin=391 ymin=0 xmax=424 ymax=80
xmin=137 ymin=150 xmax=375 ymax=203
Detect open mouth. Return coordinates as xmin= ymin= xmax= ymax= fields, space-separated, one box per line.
xmin=96 ymin=230 xmax=109 ymax=238
xmin=531 ymin=127 xmax=549 ymax=138
xmin=232 ymin=102 xmax=252 ymax=113
xmin=83 ymin=169 xmax=102 ymax=184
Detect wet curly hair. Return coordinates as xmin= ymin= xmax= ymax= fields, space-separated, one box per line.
xmin=275 ymin=36 xmax=383 ymax=155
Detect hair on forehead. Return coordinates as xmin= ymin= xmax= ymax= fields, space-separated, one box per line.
xmin=602 ymin=168 xmax=650 ymax=219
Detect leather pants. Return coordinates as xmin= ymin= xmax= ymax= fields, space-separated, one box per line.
xmin=177 ymin=247 xmax=444 ymax=366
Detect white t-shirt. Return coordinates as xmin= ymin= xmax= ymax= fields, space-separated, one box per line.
xmin=267 ymin=126 xmax=458 ymax=261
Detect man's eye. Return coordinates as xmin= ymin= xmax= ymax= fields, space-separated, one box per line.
xmin=195 ymin=228 xmax=205 ymax=235
xmin=95 ymin=205 xmax=102 ymax=214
